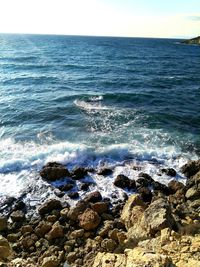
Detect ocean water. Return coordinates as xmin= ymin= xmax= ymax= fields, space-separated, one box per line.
xmin=0 ymin=34 xmax=200 ymax=203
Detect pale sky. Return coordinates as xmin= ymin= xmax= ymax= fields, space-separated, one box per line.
xmin=0 ymin=0 xmax=199 ymax=38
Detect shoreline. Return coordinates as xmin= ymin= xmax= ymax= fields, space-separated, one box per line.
xmin=0 ymin=159 xmax=199 ymax=266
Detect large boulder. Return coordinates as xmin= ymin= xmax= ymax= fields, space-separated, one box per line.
xmin=38 ymin=199 xmax=62 ymax=216
xmin=79 ymin=208 xmax=101 ymax=230
xmin=67 ymin=200 xmax=89 ymax=221
xmin=181 ymin=160 xmax=200 ymax=178
xmin=114 ymin=175 xmax=136 ymax=190
xmin=40 ymin=162 xmax=70 ymax=181
xmin=71 ymin=167 xmax=88 ymax=180
xmin=84 ymin=191 xmax=102 ymax=203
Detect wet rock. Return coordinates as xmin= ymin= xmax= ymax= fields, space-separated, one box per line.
xmin=79 ymin=208 xmax=101 ymax=230
xmin=68 ymin=192 xmax=79 ymax=199
xmin=138 ymin=172 xmax=154 ymax=185
xmin=46 ymin=221 xmax=63 ymax=240
xmin=91 ymin=202 xmax=110 ymax=215
xmin=38 ymin=199 xmax=62 ymax=216
xmin=71 ymin=167 xmax=88 ymax=180
xmin=98 ymin=168 xmax=113 ymax=176
xmin=13 ymin=200 xmax=26 ymax=211
xmin=181 ymin=160 xmax=200 ymax=178
xmin=114 ymin=175 xmax=136 ymax=190
xmin=161 ymin=168 xmax=177 ymax=177
xmin=42 ymin=256 xmax=60 ymax=267
xmin=0 ymin=236 xmax=12 ymax=259
xmin=67 ymin=201 xmax=89 ymax=221
xmin=138 ymin=187 xmax=152 ymax=203
xmin=152 ymin=181 xmax=170 ymax=195
xmin=101 ymin=238 xmax=117 ymax=252
xmin=40 ymin=162 xmax=70 ymax=181
xmin=143 ymin=197 xmax=175 ymax=235
xmin=84 ymin=191 xmax=102 ymax=203
xmin=66 ymin=251 xmax=78 ymax=264
xmin=10 ymin=210 xmax=25 ymax=222
xmin=0 ymin=217 xmax=7 ymax=232
xmin=168 ymin=180 xmax=185 ymax=194
xmin=59 ymin=183 xmax=74 ymax=192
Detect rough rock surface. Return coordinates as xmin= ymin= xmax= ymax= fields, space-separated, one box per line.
xmin=40 ymin=162 xmax=70 ymax=181
xmin=79 ymin=208 xmax=101 ymax=230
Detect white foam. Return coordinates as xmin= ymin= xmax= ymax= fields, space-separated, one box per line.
xmin=74 ymin=99 xmax=109 ymax=111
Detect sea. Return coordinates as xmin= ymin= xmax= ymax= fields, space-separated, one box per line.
xmin=0 ymin=34 xmax=200 ymax=206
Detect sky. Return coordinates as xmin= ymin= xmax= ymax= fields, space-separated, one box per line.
xmin=0 ymin=0 xmax=199 ymax=38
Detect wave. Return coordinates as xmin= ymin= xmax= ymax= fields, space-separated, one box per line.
xmin=74 ymin=98 xmax=109 ymax=111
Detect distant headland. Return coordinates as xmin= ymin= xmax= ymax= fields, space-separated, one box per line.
xmin=183 ymin=36 xmax=200 ymax=45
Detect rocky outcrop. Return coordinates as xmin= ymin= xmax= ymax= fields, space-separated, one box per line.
xmin=183 ymin=36 xmax=200 ymax=45
xmin=40 ymin=162 xmax=70 ymax=181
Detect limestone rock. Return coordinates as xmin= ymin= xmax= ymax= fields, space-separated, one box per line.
xmin=40 ymin=162 xmax=70 ymax=181
xmin=93 ymin=252 xmax=126 ymax=267
xmin=101 ymin=238 xmax=117 ymax=252
xmin=79 ymin=208 xmax=101 ymax=230
xmin=42 ymin=256 xmax=60 ymax=267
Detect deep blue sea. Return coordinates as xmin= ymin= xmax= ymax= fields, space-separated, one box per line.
xmin=0 ymin=34 xmax=200 ymax=201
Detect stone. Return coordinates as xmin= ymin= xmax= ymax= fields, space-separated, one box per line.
xmin=35 ymin=221 xmax=52 ymax=238
xmin=10 ymin=210 xmax=25 ymax=222
xmin=59 ymin=183 xmax=74 ymax=191
xmin=168 ymin=180 xmax=185 ymax=194
xmin=138 ymin=172 xmax=154 ymax=185
xmin=97 ymin=221 xmax=114 ymax=237
xmin=84 ymin=191 xmax=102 ymax=203
xmin=161 ymin=168 xmax=177 ymax=177
xmin=42 ymin=256 xmax=60 ymax=267
xmin=21 ymin=236 xmax=35 ymax=250
xmin=0 ymin=217 xmax=7 ymax=231
xmin=185 ymin=186 xmax=200 ymax=200
xmin=46 ymin=221 xmax=63 ymax=240
xmin=66 ymin=251 xmax=78 ymax=264
xmin=38 ymin=199 xmax=62 ymax=216
xmin=91 ymin=202 xmax=110 ymax=215
xmin=143 ymin=197 xmax=175 ymax=235
xmin=138 ymin=187 xmax=152 ymax=203
xmin=68 ymin=192 xmax=79 ymax=199
xmin=0 ymin=236 xmax=11 ymax=259
xmin=93 ymin=252 xmax=126 ymax=267
xmin=98 ymin=168 xmax=113 ymax=176
xmin=60 ymin=208 xmax=69 ymax=219
xmin=67 ymin=201 xmax=89 ymax=221
xmin=7 ymin=233 xmax=20 ymax=242
xmin=79 ymin=208 xmax=101 ymax=230
xmin=21 ymin=225 xmax=33 ymax=234
xmin=40 ymin=162 xmax=70 ymax=181
xmin=186 ymin=170 xmax=200 ymax=189
xmin=101 ymin=238 xmax=117 ymax=252
xmin=152 ymin=181 xmax=170 ymax=195
xmin=181 ymin=160 xmax=200 ymax=178
xmin=69 ymin=229 xmax=84 ymax=239
xmin=114 ymin=175 xmax=136 ymax=190
xmin=80 ymin=183 xmax=90 ymax=191
xmin=71 ymin=167 xmax=88 ymax=180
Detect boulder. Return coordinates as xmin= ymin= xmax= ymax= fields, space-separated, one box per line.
xmin=138 ymin=187 xmax=152 ymax=203
xmin=91 ymin=202 xmax=110 ymax=215
xmin=42 ymin=256 xmax=60 ymax=267
xmin=185 ymin=186 xmax=200 ymax=200
xmin=186 ymin=170 xmax=200 ymax=189
xmin=79 ymin=208 xmax=101 ymax=230
xmin=35 ymin=221 xmax=52 ymax=238
xmin=84 ymin=191 xmax=102 ymax=203
xmin=67 ymin=192 xmax=79 ymax=199
xmin=38 ymin=199 xmax=62 ymax=216
xmin=143 ymin=197 xmax=175 ymax=235
xmin=98 ymin=168 xmax=113 ymax=176
xmin=101 ymin=238 xmax=117 ymax=252
xmin=71 ymin=167 xmax=88 ymax=180
xmin=161 ymin=168 xmax=177 ymax=177
xmin=46 ymin=222 xmax=63 ymax=240
xmin=152 ymin=181 xmax=170 ymax=195
xmin=67 ymin=201 xmax=89 ymax=221
xmin=181 ymin=160 xmax=200 ymax=178
xmin=40 ymin=162 xmax=70 ymax=181
xmin=114 ymin=175 xmax=136 ymax=190
xmin=0 ymin=236 xmax=11 ymax=259
xmin=10 ymin=210 xmax=25 ymax=222
xmin=168 ymin=180 xmax=185 ymax=194
xmin=137 ymin=173 xmax=154 ymax=186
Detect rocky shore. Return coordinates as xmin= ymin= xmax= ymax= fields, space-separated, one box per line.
xmin=182 ymin=36 xmax=200 ymax=45
xmin=0 ymin=159 xmax=200 ymax=266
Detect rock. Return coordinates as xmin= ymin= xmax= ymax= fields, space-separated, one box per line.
xmin=46 ymin=222 xmax=63 ymax=240
xmin=35 ymin=221 xmax=52 ymax=238
xmin=114 ymin=175 xmax=136 ymax=190
xmin=138 ymin=187 xmax=152 ymax=203
xmin=68 ymin=192 xmax=79 ymax=199
xmin=101 ymin=238 xmax=117 ymax=252
xmin=79 ymin=208 xmax=101 ymax=230
xmin=152 ymin=181 xmax=170 ymax=195
xmin=120 ymin=194 xmax=146 ymax=229
xmin=168 ymin=180 xmax=185 ymax=194
xmin=98 ymin=168 xmax=113 ymax=176
xmin=7 ymin=233 xmax=20 ymax=242
xmin=84 ymin=191 xmax=102 ymax=203
xmin=42 ymin=256 xmax=60 ymax=267
xmin=181 ymin=160 xmax=200 ymax=178
xmin=10 ymin=210 xmax=25 ymax=222
xmin=0 ymin=217 xmax=7 ymax=231
xmin=161 ymin=168 xmax=177 ymax=177
xmin=185 ymin=186 xmax=200 ymax=200
xmin=71 ymin=167 xmax=88 ymax=180
xmin=40 ymin=162 xmax=70 ymax=181
xmin=60 ymin=208 xmax=69 ymax=219
xmin=0 ymin=236 xmax=11 ymax=259
xmin=69 ymin=229 xmax=84 ymax=239
xmin=21 ymin=236 xmax=35 ymax=250
xmin=59 ymin=183 xmax=74 ymax=191
xmin=80 ymin=183 xmax=90 ymax=191
xmin=183 ymin=36 xmax=200 ymax=45
xmin=21 ymin=225 xmax=33 ymax=234
xmin=67 ymin=201 xmax=89 ymax=221
xmin=143 ymin=197 xmax=175 ymax=235
xmin=92 ymin=252 xmax=126 ymax=267
xmin=66 ymin=252 xmax=78 ymax=264
xmin=97 ymin=221 xmax=114 ymax=237
xmin=186 ymin=170 xmax=200 ymax=189
xmin=138 ymin=172 xmax=154 ymax=185
xmin=38 ymin=199 xmax=62 ymax=216
xmin=13 ymin=200 xmax=26 ymax=211
xmin=91 ymin=202 xmax=110 ymax=215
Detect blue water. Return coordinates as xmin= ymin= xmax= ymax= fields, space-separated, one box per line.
xmin=0 ymin=34 xmax=200 ymax=198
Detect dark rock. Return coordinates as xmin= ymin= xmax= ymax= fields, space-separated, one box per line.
xmin=71 ymin=167 xmax=88 ymax=180
xmin=79 ymin=208 xmax=101 ymax=230
xmin=13 ymin=200 xmax=26 ymax=211
xmin=91 ymin=202 xmax=110 ymax=215
xmin=68 ymin=192 xmax=79 ymax=199
xmin=84 ymin=191 xmax=102 ymax=203
xmin=114 ymin=174 xmax=136 ymax=190
xmin=46 ymin=221 xmax=64 ymax=240
xmin=152 ymin=181 xmax=170 ymax=195
xmin=101 ymin=238 xmax=117 ymax=252
xmin=98 ymin=168 xmax=113 ymax=176
xmin=67 ymin=201 xmax=89 ymax=221
xmin=35 ymin=221 xmax=52 ymax=238
xmin=40 ymin=162 xmax=70 ymax=181
xmin=10 ymin=210 xmax=25 ymax=222
xmin=59 ymin=183 xmax=74 ymax=192
xmin=137 ymin=173 xmax=154 ymax=187
xmin=181 ymin=160 xmax=200 ymax=178
xmin=161 ymin=168 xmax=177 ymax=177
xmin=38 ymin=199 xmax=62 ymax=216
xmin=168 ymin=180 xmax=185 ymax=194
xmin=138 ymin=187 xmax=152 ymax=203
xmin=186 ymin=170 xmax=200 ymax=189
xmin=80 ymin=183 xmax=90 ymax=191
